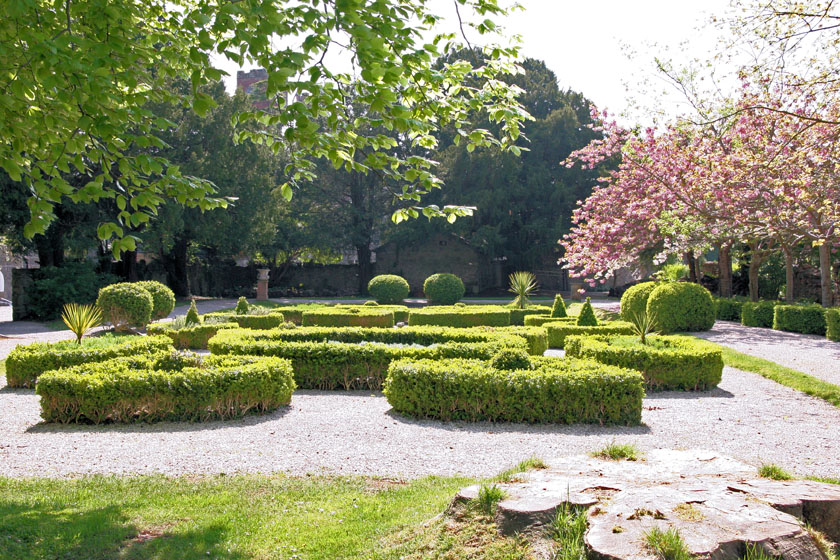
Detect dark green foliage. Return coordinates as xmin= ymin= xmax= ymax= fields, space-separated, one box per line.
xmin=576 ymin=297 xmax=598 ymax=326
xmin=827 ymin=309 xmax=840 ymax=342
xmin=301 ymin=308 xmax=395 ymax=328
xmin=423 ymin=273 xmax=465 ymax=305
xmin=550 ymin=294 xmax=568 ymax=318
xmin=185 ymin=300 xmax=200 ymax=325
xmin=203 ymin=312 xmax=287 ymax=330
xmin=490 ymin=349 xmax=532 ymax=371
xmin=408 ymin=306 xmax=510 ymax=327
xmin=772 ymin=305 xmax=827 ymax=335
xmin=714 ymin=297 xmax=744 ymax=322
xmin=495 ymin=326 xmax=549 ymax=355
xmin=646 ymin=282 xmax=715 ymax=333
xmin=546 ymin=322 xmax=635 ymax=348
xmin=508 ymin=305 xmax=551 ymax=326
xmin=95 ymin=283 xmax=154 ymax=331
xmin=564 ymin=334 xmax=723 ymax=391
xmin=383 ymin=356 xmax=644 ymax=424
xmin=136 ymin=281 xmax=176 ymax=320
xmin=26 ymin=262 xmax=119 ymax=320
xmin=741 ymin=301 xmax=778 ymax=328
xmin=147 ymin=322 xmax=239 ymax=349
xmin=36 ymin=354 xmax=295 ymax=423
xmin=235 ymin=297 xmax=249 ymax=315
xmin=336 ymin=304 xmax=410 ymax=323
xmin=620 ymin=282 xmax=657 ymax=322
xmin=5 ymin=335 xmax=173 ymax=388
xmin=524 ymin=315 xmax=576 ymax=327
xmin=367 ymin=274 xmax=410 ymax=304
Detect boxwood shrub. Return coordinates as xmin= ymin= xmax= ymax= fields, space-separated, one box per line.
xmin=508 ymin=305 xmax=551 ymax=326
xmin=545 ymin=322 xmax=634 ymax=349
xmin=383 ymin=356 xmax=643 ymax=424
xmin=488 ymin=326 xmax=548 ymax=355
xmin=367 ymin=274 xmax=410 ymax=304
xmin=96 ymin=282 xmax=154 ymax=331
xmin=203 ymin=312 xmax=288 ymax=330
xmin=36 ymin=353 xmax=295 ymax=423
xmin=270 ymin=304 xmax=329 ymax=325
xmin=136 ymin=281 xmax=176 ymax=320
xmin=407 ymin=306 xmax=510 ymax=327
xmin=826 ymin=309 xmax=840 ymax=342
xmin=5 ymin=335 xmax=174 ymax=388
xmin=147 ymin=322 xmax=240 ymax=349
xmin=741 ymin=301 xmax=778 ymax=328
xmin=714 ymin=297 xmax=744 ymax=322
xmin=336 ymin=304 xmax=410 ymax=323
xmin=564 ymin=334 xmax=723 ymax=391
xmin=423 ymin=273 xmax=465 ymax=305
xmin=646 ymin=282 xmax=715 ymax=333
xmin=301 ymin=308 xmax=395 ymax=327
xmin=773 ymin=305 xmax=826 ymax=335
xmin=620 ymin=281 xmax=657 ymax=321
xmin=524 ymin=316 xmax=576 ymax=327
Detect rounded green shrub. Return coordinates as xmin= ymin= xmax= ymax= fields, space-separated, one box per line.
xmin=136 ymin=281 xmax=176 ymax=320
xmin=363 ymin=300 xmax=379 ymax=306
xmin=620 ymin=282 xmax=657 ymax=322
xmin=490 ymin=349 xmax=532 ymax=371
xmin=235 ymin=296 xmax=249 ymax=315
xmin=645 ymin=283 xmax=715 ymax=333
xmin=423 ymin=273 xmax=465 ymax=305
xmin=95 ymin=283 xmax=154 ymax=331
xmin=367 ymin=274 xmax=410 ymax=304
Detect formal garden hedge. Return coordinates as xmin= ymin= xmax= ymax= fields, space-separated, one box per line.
xmin=545 ymin=322 xmax=634 ymax=348
xmin=5 ymin=335 xmax=174 ymax=388
xmin=367 ymin=275 xmax=410 ymax=304
xmin=383 ymin=356 xmax=644 ymax=424
xmin=147 ymin=322 xmax=240 ymax=349
xmin=136 ymin=281 xmax=176 ymax=320
xmin=203 ymin=312 xmax=288 ymax=330
xmin=741 ymin=301 xmax=778 ymax=328
xmin=36 ymin=353 xmax=295 ymax=424
xmin=96 ymin=282 xmax=154 ymax=331
xmin=301 ymin=308 xmax=395 ymax=328
xmin=508 ymin=305 xmax=551 ymax=326
xmin=268 ymin=304 xmax=329 ymax=325
xmin=827 ymin=309 xmax=840 ymax=342
xmin=714 ymin=297 xmax=745 ymax=322
xmin=336 ymin=304 xmax=410 ymax=323
xmin=407 ymin=306 xmax=510 ymax=327
xmin=620 ymin=281 xmax=657 ymax=321
xmin=523 ymin=316 xmax=577 ymax=327
xmin=772 ymin=304 xmax=827 ymax=335
xmin=564 ymin=334 xmax=723 ymax=391
xmin=646 ymin=282 xmax=715 ymax=333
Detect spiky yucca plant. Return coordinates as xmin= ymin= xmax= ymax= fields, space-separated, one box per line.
xmin=61 ymin=303 xmax=103 ymax=344
xmin=508 ymin=271 xmax=538 ymax=309
xmin=627 ymin=309 xmax=660 ymax=345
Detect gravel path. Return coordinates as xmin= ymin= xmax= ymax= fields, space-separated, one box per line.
xmin=694 ymin=321 xmax=840 ymax=387
xmin=1 ymin=366 xmax=838 ymax=480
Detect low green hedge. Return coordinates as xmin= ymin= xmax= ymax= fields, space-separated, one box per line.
xmin=270 ymin=304 xmax=329 ymax=325
xmin=383 ymin=356 xmax=643 ymax=424
xmin=209 ymin=329 xmax=528 ymax=390
xmin=714 ymin=297 xmax=744 ymax=322
xmin=564 ymin=335 xmax=723 ymax=391
xmin=487 ymin=326 xmax=548 ymax=355
xmin=524 ymin=315 xmax=576 ymax=327
xmin=203 ymin=312 xmax=288 ymax=330
xmin=407 ymin=306 xmax=510 ymax=327
xmin=741 ymin=301 xmax=778 ymax=328
xmin=773 ymin=305 xmax=826 ymax=335
xmin=301 ymin=308 xmax=395 ymax=328
xmin=508 ymin=306 xmax=551 ymax=326
xmin=336 ymin=304 xmax=410 ymax=323
xmin=147 ymin=322 xmax=240 ymax=349
xmin=545 ymin=322 xmax=634 ymax=349
xmin=5 ymin=335 xmax=174 ymax=388
xmin=36 ymin=353 xmax=295 ymax=424
xmin=826 ymin=309 xmax=840 ymax=342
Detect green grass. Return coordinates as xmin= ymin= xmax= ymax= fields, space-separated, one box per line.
xmin=742 ymin=544 xmax=777 ymax=560
xmin=592 ymin=442 xmax=641 ymax=461
xmin=716 ymin=344 xmax=840 ymax=409
xmin=644 ymin=527 xmax=694 ymax=559
xmin=551 ymin=503 xmax=588 ymax=560
xmin=476 ymin=484 xmax=506 ymax=515
xmin=807 ymin=476 xmax=840 ymax=485
xmin=758 ymin=463 xmax=793 ymax=481
xmin=491 ymin=457 xmax=548 ymax=483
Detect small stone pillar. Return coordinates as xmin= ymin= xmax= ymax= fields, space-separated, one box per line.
xmin=570 ymin=281 xmax=584 ymax=301
xmin=256 ymin=268 xmax=270 ymax=300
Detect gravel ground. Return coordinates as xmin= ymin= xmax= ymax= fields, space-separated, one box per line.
xmin=1 ymin=365 xmax=838 ymax=480
xmin=694 ymin=321 xmax=840 ymax=386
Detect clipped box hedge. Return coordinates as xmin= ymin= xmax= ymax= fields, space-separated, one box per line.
xmin=714 ymin=297 xmax=745 ymax=322
xmin=202 ymin=312 xmax=288 ymax=330
xmin=487 ymin=326 xmax=548 ymax=355
xmin=772 ymin=304 xmax=826 ymax=336
xmin=271 ymin=304 xmax=329 ymax=325
xmin=407 ymin=306 xmax=510 ymax=327
xmin=508 ymin=306 xmax=551 ymax=326
xmin=545 ymin=322 xmax=634 ymax=349
xmin=147 ymin=322 xmax=240 ymax=349
xmin=5 ymin=335 xmax=174 ymax=388
xmin=826 ymin=309 xmax=840 ymax=342
xmin=301 ymin=308 xmax=395 ymax=328
xmin=383 ymin=357 xmax=643 ymax=425
xmin=36 ymin=353 xmax=295 ymax=424
xmin=336 ymin=304 xmax=410 ymax=323
xmin=564 ymin=334 xmax=723 ymax=391
xmin=741 ymin=301 xmax=778 ymax=328
xmin=524 ymin=316 xmax=577 ymax=327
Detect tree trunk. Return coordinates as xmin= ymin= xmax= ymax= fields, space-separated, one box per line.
xmin=819 ymin=242 xmax=833 ymax=307
xmin=357 ymin=244 xmax=372 ymax=295
xmin=718 ymin=244 xmax=732 ymax=298
xmin=783 ymin=247 xmax=795 ymax=303
xmin=685 ymin=252 xmax=697 ymax=283
xmin=163 ymin=236 xmax=191 ymax=297
xmin=748 ymin=254 xmax=761 ymax=302
xmin=120 ymin=250 xmax=139 ymax=282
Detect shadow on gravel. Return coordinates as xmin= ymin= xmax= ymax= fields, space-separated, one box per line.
xmin=0 ymin=386 xmax=34 ymax=395
xmin=645 ymin=387 xmax=735 ymax=400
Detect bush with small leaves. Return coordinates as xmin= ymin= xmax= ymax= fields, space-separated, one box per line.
xmin=620 ymin=281 xmax=657 ymax=322
xmin=490 ymin=348 xmax=532 ymax=371
xmin=136 ymin=281 xmax=176 ymax=320
xmin=95 ymin=283 xmax=154 ymax=331
xmin=367 ymin=274 xmax=410 ymax=304
xmin=185 ymin=300 xmax=200 ymax=325
xmin=741 ymin=301 xmax=778 ymax=328
xmin=577 ymin=297 xmax=598 ymax=326
xmin=235 ymin=297 xmax=249 ymax=315
xmin=550 ymin=294 xmax=567 ymax=318
xmin=423 ymin=273 xmax=465 ymax=305
xmin=363 ymin=300 xmax=379 ymax=306
xmin=646 ymin=282 xmax=715 ymax=333
xmin=826 ymin=309 xmax=840 ymax=342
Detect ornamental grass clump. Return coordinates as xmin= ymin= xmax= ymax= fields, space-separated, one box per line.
xmin=576 ymin=297 xmax=598 ymax=326
xmin=61 ymin=303 xmax=102 ymax=344
xmin=508 ymin=271 xmax=538 ymax=309
xmin=627 ymin=309 xmax=660 ymax=345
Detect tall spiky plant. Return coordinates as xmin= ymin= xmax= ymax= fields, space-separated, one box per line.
xmin=627 ymin=309 xmax=660 ymax=345
xmin=61 ymin=303 xmax=103 ymax=344
xmin=508 ymin=271 xmax=538 ymax=309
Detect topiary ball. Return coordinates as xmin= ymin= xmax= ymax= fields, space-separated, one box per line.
xmin=620 ymin=281 xmax=657 ymax=322
xmin=136 ymin=281 xmax=176 ymax=321
xmin=490 ymin=348 xmax=532 ymax=371
xmin=646 ymin=282 xmax=715 ymax=333
xmin=423 ymin=273 xmax=465 ymax=305
xmin=550 ymin=294 xmax=567 ymax=318
xmin=96 ymin=282 xmax=154 ymax=331
xmin=367 ymin=274 xmax=410 ymax=304
xmin=363 ymin=300 xmax=379 ymax=306
xmin=577 ymin=297 xmax=599 ymax=326
xmin=235 ymin=296 xmax=250 ymax=315
xmin=454 ymin=302 xmax=467 ymax=307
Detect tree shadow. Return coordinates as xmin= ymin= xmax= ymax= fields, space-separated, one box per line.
xmin=644 ymin=387 xmax=735 ymax=400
